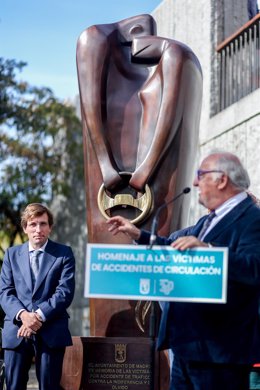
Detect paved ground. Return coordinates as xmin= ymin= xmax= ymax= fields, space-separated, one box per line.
xmin=27 ymin=364 xmax=39 ymax=390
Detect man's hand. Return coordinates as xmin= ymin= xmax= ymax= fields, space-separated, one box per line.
xmin=19 ymin=311 xmax=43 ymax=333
xmin=17 ymin=324 xmax=35 ymax=339
xmin=171 ymin=236 xmax=209 ymax=251
xmin=107 ymin=216 xmax=141 ymax=240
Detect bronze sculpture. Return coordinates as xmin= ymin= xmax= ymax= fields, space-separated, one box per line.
xmin=76 ymin=14 xmax=203 ymax=337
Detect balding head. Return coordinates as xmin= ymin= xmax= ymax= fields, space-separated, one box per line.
xmin=194 ymin=151 xmax=250 ymax=210
xmin=204 ymin=152 xmax=250 ymax=191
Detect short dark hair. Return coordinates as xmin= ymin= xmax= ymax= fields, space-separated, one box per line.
xmin=21 ymin=203 xmax=54 ymax=229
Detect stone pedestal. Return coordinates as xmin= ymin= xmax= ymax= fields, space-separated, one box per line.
xmin=61 ymin=336 xmax=169 ymax=390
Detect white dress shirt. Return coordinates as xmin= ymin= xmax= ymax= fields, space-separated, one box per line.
xmin=200 ymin=191 xmax=248 ymax=240
xmin=16 ymin=240 xmax=49 ymax=322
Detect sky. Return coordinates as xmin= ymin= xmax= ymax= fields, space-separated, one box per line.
xmin=1 ymin=0 xmax=162 ymax=101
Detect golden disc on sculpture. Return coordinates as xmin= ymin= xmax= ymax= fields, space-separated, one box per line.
xmin=97 ymin=179 xmax=153 ymax=225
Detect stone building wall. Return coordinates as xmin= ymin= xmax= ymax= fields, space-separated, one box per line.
xmin=152 ymin=0 xmax=260 ymax=224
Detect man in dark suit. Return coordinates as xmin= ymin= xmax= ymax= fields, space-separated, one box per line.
xmin=107 ymin=151 xmax=260 ymax=390
xmin=0 ymin=203 xmax=75 ymax=390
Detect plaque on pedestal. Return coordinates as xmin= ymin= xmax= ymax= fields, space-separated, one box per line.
xmin=61 ymin=336 xmax=169 ymax=390
xmin=82 ymin=337 xmax=155 ymax=390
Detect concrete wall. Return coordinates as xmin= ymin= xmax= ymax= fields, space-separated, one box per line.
xmin=152 ymin=0 xmax=260 ymax=223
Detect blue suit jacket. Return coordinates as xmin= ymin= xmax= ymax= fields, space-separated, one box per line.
xmin=0 ymin=239 xmax=75 ymax=349
xmin=139 ymin=196 xmax=260 ymax=364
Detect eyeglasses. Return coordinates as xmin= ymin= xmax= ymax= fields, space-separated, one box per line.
xmin=196 ymin=169 xmax=225 ymax=181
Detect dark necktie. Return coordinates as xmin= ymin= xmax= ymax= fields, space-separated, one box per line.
xmin=197 ymin=211 xmax=216 ymax=240
xmin=30 ymin=250 xmax=41 ymax=287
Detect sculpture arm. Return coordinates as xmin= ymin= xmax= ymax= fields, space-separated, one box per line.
xmin=77 ymin=25 xmax=122 ymax=189
xmin=130 ymin=36 xmax=202 ymax=191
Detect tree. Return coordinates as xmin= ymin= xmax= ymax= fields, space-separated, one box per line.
xmin=0 ymin=57 xmax=83 ymax=258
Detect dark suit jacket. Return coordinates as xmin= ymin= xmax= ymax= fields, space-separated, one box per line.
xmin=138 ymin=196 xmax=260 ymax=364
xmin=0 ymin=239 xmax=75 ymax=349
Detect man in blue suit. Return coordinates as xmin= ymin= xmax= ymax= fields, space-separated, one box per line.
xmin=0 ymin=203 xmax=75 ymax=390
xmin=107 ymin=151 xmax=260 ymax=390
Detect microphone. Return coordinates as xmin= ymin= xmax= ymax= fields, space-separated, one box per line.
xmin=149 ymin=187 xmax=191 ymax=248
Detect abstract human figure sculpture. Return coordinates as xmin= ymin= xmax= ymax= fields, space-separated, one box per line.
xmin=77 ymin=14 xmax=202 ymax=336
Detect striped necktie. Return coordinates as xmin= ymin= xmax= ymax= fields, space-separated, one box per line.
xmin=197 ymin=211 xmax=216 ymax=240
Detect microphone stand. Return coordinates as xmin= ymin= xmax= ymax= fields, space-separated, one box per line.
xmin=148 ymin=187 xmax=191 ymax=389
xmin=149 ymin=187 xmax=191 ymax=249
xmin=149 ymin=300 xmax=156 ymax=390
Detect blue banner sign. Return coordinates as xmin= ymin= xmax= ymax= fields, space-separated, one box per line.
xmin=85 ymin=244 xmax=228 ymax=303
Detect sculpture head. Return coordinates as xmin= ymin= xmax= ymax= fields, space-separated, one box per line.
xmin=116 ymin=14 xmax=156 ymax=44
